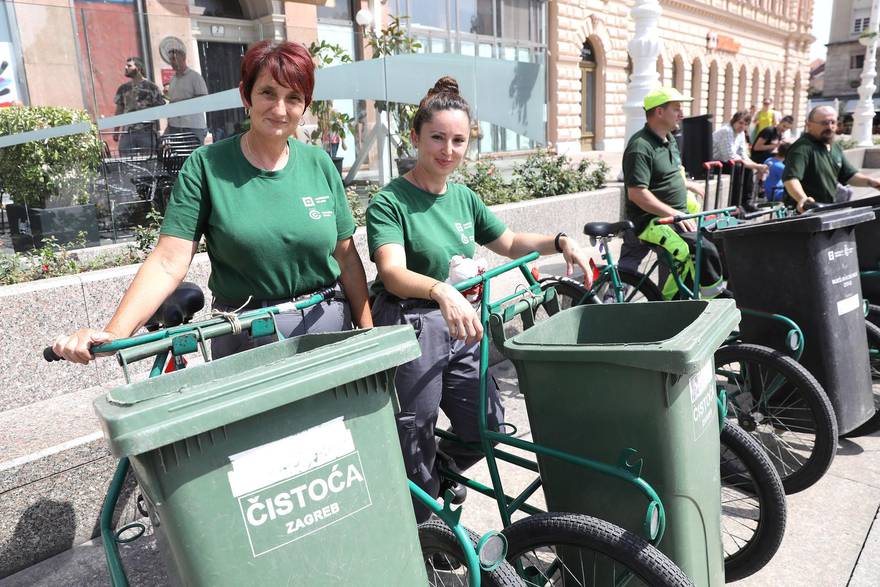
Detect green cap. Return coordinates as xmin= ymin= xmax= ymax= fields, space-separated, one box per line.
xmin=644 ymin=87 xmax=693 ymax=111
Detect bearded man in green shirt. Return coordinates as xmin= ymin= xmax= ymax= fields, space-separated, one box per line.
xmin=783 ymin=106 xmax=880 ymax=212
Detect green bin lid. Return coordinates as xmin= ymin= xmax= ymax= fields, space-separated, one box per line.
xmin=94 ymin=326 xmax=420 ymax=457
xmin=501 ymin=300 xmax=739 ymax=374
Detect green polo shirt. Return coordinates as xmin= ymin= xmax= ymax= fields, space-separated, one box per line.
xmin=782 ymin=133 xmax=858 ymax=204
xmin=160 ymin=135 xmax=356 ymax=301
xmin=366 ymin=177 xmax=507 ymax=296
xmin=623 ymin=125 xmax=688 ymax=232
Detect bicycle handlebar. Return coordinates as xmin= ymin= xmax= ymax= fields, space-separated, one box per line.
xmin=655 ymin=206 xmax=738 ymax=225
xmin=43 ymin=287 xmax=337 ymax=362
xmin=741 ymin=205 xmax=785 ymax=220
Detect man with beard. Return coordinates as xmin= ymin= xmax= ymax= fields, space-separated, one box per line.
xmin=783 ymin=106 xmax=880 ymax=212
xmin=113 ymin=57 xmax=165 ymax=156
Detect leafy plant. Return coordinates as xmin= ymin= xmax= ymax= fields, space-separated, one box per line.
xmin=452 ymin=160 xmax=525 ymax=206
xmin=365 ymin=15 xmax=422 ymax=159
xmin=0 ymin=106 xmax=102 ymax=208
xmin=307 ymin=41 xmax=356 ymax=155
xmin=513 ymin=149 xmax=609 ymax=199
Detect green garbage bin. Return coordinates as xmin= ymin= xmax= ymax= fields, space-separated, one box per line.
xmin=94 ymin=326 xmax=425 ymax=586
xmin=497 ymin=300 xmax=739 ymax=587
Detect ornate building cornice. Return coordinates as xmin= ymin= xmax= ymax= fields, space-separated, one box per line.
xmin=662 ymin=0 xmax=810 ymax=41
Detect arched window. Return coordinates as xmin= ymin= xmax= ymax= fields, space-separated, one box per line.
xmin=775 ymin=71 xmax=783 ymax=107
xmin=738 ymin=65 xmax=748 ymax=110
xmin=763 ymin=69 xmax=772 ymax=103
xmin=692 ymin=58 xmax=703 ymax=113
xmin=580 ymin=40 xmax=597 ymax=150
xmin=672 ymin=55 xmax=684 ymax=92
xmin=708 ymin=61 xmax=719 ymax=115
xmin=723 ymin=63 xmax=735 ymax=121
xmin=751 ymin=67 xmax=761 ymax=107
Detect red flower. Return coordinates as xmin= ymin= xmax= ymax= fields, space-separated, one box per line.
xmin=41 ymin=264 xmax=49 ymax=273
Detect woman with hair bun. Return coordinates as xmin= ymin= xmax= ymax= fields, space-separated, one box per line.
xmin=52 ymin=40 xmax=372 ymax=363
xmin=367 ymin=76 xmax=592 ymax=521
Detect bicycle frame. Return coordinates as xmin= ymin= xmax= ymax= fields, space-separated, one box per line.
xmin=86 ymin=294 xmax=483 ymax=587
xmin=439 ymin=252 xmax=668 ymax=546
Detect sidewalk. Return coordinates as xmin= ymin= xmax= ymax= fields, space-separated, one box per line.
xmin=3 ymin=358 xmax=878 ymax=586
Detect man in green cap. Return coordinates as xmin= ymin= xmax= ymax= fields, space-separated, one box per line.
xmin=783 ymin=105 xmax=880 ymax=212
xmin=620 ymin=87 xmax=718 ymax=299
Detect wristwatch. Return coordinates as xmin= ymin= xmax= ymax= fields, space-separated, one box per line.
xmin=554 ymin=232 xmax=567 ymax=253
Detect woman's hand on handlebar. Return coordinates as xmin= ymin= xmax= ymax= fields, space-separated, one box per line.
xmin=52 ymin=328 xmax=117 ymax=364
xmin=431 ymin=282 xmax=483 ymax=343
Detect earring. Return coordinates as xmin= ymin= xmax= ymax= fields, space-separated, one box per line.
xmin=244 ymin=107 xmax=250 ymax=116
xmin=299 ymin=119 xmax=305 ymax=126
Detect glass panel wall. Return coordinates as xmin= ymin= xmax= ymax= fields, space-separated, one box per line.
xmin=1 ymin=1 xmax=546 ymax=256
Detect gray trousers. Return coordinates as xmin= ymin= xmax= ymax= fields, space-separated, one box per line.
xmin=373 ymin=294 xmax=504 ymax=522
xmin=211 ymin=295 xmax=352 ymax=360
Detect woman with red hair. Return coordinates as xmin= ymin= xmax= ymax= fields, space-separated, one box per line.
xmin=52 ymin=41 xmax=371 ymax=362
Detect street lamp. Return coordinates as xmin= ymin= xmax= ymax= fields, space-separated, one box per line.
xmin=852 ymin=0 xmax=880 ymax=146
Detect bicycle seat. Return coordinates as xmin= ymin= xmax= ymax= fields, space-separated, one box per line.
xmin=145 ymin=282 xmax=205 ymax=330
xmin=582 ymin=220 xmax=634 ymax=238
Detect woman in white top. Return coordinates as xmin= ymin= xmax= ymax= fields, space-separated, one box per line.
xmin=712 ymin=110 xmax=768 ymax=212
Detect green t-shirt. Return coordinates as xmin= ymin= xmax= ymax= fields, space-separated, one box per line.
xmin=623 ymin=125 xmax=688 ymax=233
xmin=160 ymin=135 xmax=356 ymax=301
xmin=366 ymin=177 xmax=507 ymax=296
xmin=782 ymin=133 xmax=858 ymax=204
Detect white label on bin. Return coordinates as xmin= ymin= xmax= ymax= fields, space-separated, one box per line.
xmin=689 ymin=362 xmax=716 ymax=442
xmin=235 ymin=451 xmax=373 ymax=558
xmin=837 ymin=294 xmax=861 ymax=317
xmin=227 ymin=417 xmax=354 ymax=497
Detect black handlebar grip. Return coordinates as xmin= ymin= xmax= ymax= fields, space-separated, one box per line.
xmin=802 ymin=200 xmax=823 ymax=211
xmin=43 ymin=346 xmax=63 ymax=362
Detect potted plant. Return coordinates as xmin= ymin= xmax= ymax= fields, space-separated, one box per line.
xmin=307 ymin=41 xmax=356 ymax=175
xmin=366 ymin=15 xmax=421 ymax=175
xmin=0 ymin=106 xmax=103 ymax=252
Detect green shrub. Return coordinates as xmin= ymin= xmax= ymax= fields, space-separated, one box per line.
xmin=513 ymin=149 xmax=609 ymax=199
xmin=0 ymin=106 xmax=102 ymax=208
xmin=452 ymin=160 xmax=525 ymax=205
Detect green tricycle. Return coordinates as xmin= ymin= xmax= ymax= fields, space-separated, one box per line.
xmin=45 ymin=287 xmax=521 ymax=587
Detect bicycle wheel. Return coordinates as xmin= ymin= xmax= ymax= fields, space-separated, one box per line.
xmin=419 ymin=519 xmax=524 ymax=586
xmin=502 ymin=512 xmax=693 ymax=587
xmin=720 ymin=421 xmax=787 ymax=582
xmin=715 ymin=343 xmax=837 ymax=494
xmin=594 ymin=267 xmax=664 ymax=303
xmin=538 ymin=276 xmax=596 ymax=311
xmin=840 ymin=320 xmax=880 ymax=437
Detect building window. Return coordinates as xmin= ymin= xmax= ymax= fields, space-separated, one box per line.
xmin=854 ymin=17 xmax=871 ymax=34
xmin=580 ymin=41 xmax=596 ymax=150
xmin=458 ymin=0 xmax=495 ymax=35
xmin=852 ymin=54 xmax=866 ymax=69
xmin=317 ymin=0 xmax=354 ymax=22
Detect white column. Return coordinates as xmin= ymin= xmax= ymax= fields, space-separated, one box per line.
xmin=853 ymin=0 xmax=880 ymax=146
xmin=623 ymin=0 xmax=663 ymax=144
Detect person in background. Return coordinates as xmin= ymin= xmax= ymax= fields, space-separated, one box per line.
xmin=783 ymin=105 xmax=880 ymax=211
xmin=752 ymin=115 xmax=794 ymax=164
xmin=52 ymin=41 xmax=371 ymax=363
xmin=113 ymin=57 xmax=165 ymax=156
xmin=763 ymin=141 xmax=789 ymax=202
xmin=712 ymin=110 xmax=768 ymax=212
xmin=752 ymin=98 xmax=777 ymax=142
xmin=367 ymin=76 xmax=592 ymax=522
xmin=166 ymin=48 xmax=209 ymax=144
